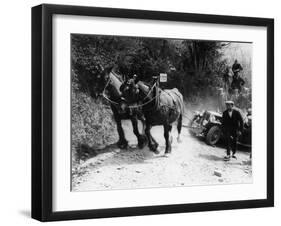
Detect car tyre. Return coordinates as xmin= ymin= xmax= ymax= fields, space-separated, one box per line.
xmin=206 ymin=125 xmax=221 ymax=145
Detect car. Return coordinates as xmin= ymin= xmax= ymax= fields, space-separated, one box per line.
xmin=189 ymin=109 xmax=251 ymax=147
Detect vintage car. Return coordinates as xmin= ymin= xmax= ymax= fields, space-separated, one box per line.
xmin=189 ymin=109 xmax=251 ymax=147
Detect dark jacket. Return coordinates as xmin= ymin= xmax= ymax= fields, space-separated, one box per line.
xmin=222 ymin=109 xmax=244 ymax=133
xmin=232 ymin=63 xmax=243 ymax=73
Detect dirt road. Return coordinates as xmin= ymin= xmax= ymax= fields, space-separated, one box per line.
xmin=72 ymin=121 xmax=252 ymax=191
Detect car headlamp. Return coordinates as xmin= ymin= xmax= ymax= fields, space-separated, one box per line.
xmin=202 ymin=119 xmax=208 ymax=126
xmin=209 ymin=115 xmax=216 ymax=123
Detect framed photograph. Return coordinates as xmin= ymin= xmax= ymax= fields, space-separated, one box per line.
xmin=32 ymin=4 xmax=274 ymax=221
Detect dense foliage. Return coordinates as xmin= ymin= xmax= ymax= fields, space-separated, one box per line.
xmin=71 ymin=35 xmax=248 ymax=99
xmin=72 ymin=70 xmax=118 ymax=165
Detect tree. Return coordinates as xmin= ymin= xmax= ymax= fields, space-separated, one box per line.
xmin=71 ymin=34 xmax=236 ymax=100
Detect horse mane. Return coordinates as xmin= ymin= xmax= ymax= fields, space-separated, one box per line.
xmin=110 ymin=70 xmax=124 ymax=83
xmin=101 ymin=65 xmax=122 ymax=81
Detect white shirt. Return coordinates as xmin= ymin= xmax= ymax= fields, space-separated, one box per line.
xmin=228 ymin=110 xmax=233 ymax=118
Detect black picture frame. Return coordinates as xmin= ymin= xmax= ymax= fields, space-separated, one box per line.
xmin=32 ymin=4 xmax=274 ymax=222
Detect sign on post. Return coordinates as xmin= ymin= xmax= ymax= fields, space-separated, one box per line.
xmin=159 ymin=73 xmax=167 ymax=82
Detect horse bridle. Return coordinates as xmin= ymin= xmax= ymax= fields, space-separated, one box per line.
xmin=102 ymin=73 xmax=120 ymax=105
xmin=102 ymin=72 xmax=161 ymax=109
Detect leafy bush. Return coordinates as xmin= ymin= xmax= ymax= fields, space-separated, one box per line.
xmin=71 ymin=70 xmax=117 ymax=164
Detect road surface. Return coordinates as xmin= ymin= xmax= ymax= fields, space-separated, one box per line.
xmin=72 ymin=120 xmax=252 ymax=191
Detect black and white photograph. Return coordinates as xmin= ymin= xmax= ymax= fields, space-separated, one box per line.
xmin=71 ymin=34 xmax=253 ymax=191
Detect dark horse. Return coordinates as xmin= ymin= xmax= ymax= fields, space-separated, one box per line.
xmin=95 ymin=66 xmax=147 ymax=149
xmin=120 ymin=77 xmax=184 ymax=155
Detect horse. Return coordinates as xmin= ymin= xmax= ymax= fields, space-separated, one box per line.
xmin=120 ymin=77 xmax=184 ymax=155
xmin=95 ymin=66 xmax=147 ymax=149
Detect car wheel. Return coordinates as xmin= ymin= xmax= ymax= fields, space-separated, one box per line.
xmin=206 ymin=126 xmax=221 ymax=145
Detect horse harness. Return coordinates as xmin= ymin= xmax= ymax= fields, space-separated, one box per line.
xmin=102 ymin=75 xmax=143 ymax=115
xmin=102 ymin=76 xmax=178 ymax=116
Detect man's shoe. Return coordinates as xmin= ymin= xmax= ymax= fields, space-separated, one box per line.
xmin=224 ymin=155 xmax=231 ymax=161
xmin=232 ymin=155 xmax=237 ymax=159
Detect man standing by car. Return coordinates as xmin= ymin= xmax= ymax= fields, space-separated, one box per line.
xmin=222 ymin=100 xmax=244 ymax=161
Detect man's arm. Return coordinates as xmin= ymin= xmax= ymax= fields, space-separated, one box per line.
xmin=221 ymin=112 xmax=226 ymax=133
xmin=237 ymin=110 xmax=244 ymax=131
xmin=232 ymin=64 xmax=235 ymax=72
xmin=239 ymin=64 xmax=243 ymax=71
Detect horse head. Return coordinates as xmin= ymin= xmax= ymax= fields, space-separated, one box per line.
xmin=94 ymin=64 xmax=115 ymax=95
xmin=120 ymin=75 xmax=154 ymax=106
xmin=120 ymin=76 xmax=140 ymax=104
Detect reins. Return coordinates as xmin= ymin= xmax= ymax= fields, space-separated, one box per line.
xmin=102 ymin=74 xmax=159 ymax=109
xmin=143 ymin=82 xmax=157 ymax=101
xmin=127 ymin=92 xmax=159 ymax=109
xmin=102 ymin=73 xmax=183 ymax=116
xmin=102 ymin=77 xmax=120 ymax=105
xmin=125 ymin=81 xmax=160 ymax=109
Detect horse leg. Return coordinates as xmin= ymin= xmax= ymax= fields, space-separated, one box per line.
xmin=131 ymin=116 xmax=147 ymax=149
xmin=145 ymin=123 xmax=159 ymax=154
xmin=115 ymin=117 xmax=128 ymax=149
xmin=140 ymin=115 xmax=146 ymax=135
xmin=177 ymin=114 xmax=182 ymax=143
xmin=150 ymin=135 xmax=159 ymax=149
xmin=111 ymin=106 xmax=128 ymax=149
xmin=164 ymin=124 xmax=172 ymax=154
xmin=147 ymin=124 xmax=159 ymax=149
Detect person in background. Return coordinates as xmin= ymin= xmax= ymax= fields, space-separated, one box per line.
xmin=231 ymin=60 xmax=245 ymax=92
xmin=222 ymin=100 xmax=244 ymax=161
xmin=232 ymin=59 xmax=243 ymax=78
xmin=222 ymin=67 xmax=231 ymax=96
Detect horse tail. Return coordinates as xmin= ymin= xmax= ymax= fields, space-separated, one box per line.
xmin=177 ymin=113 xmax=182 ymax=143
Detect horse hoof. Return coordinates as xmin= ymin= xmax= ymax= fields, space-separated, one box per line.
xmin=117 ymin=140 xmax=128 ymax=149
xmin=149 ymin=142 xmax=159 ymax=154
xmin=153 ymin=149 xmax=160 ymax=155
xmin=138 ymin=142 xmax=145 ymax=149
xmin=164 ymin=152 xmax=171 ymax=157
xmin=138 ymin=135 xmax=147 ymax=149
xmin=154 ymin=143 xmax=159 ymax=150
xmin=165 ymin=146 xmax=172 ymax=155
xmin=119 ymin=144 xmax=128 ymax=149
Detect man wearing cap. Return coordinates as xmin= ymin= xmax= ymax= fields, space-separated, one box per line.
xmin=222 ymin=100 xmax=244 ymax=161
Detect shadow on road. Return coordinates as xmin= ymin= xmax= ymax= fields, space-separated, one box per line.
xmin=198 ymin=153 xmax=251 ymax=167
xmin=75 ymin=142 xmax=160 ymax=168
xmin=75 ymin=143 xmax=98 ymax=161
xmin=198 ymin=153 xmax=223 ymax=162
